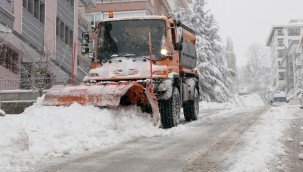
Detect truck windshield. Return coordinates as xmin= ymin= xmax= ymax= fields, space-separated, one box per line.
xmin=97 ymin=19 xmax=165 ymax=62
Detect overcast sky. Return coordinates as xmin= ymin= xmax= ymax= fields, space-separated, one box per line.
xmin=206 ymin=0 xmax=303 ymax=67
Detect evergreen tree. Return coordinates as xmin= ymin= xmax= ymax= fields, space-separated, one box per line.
xmin=191 ymin=0 xmax=234 ymax=102
xmin=172 ymin=0 xmax=236 ymax=102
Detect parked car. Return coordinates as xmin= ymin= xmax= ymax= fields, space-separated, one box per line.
xmin=271 ymin=91 xmax=289 ymax=106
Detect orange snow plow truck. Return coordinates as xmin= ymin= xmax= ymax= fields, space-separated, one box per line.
xmin=43 ymin=16 xmax=199 ymax=128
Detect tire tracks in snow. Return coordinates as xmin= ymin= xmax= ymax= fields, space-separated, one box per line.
xmin=183 ymin=107 xmax=269 ymax=172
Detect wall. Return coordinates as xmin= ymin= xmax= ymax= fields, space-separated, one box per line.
xmin=0 ymin=90 xmax=47 ymax=114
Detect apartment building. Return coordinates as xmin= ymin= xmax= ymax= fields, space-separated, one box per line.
xmin=266 ymin=20 xmax=303 ymax=93
xmin=299 ymin=36 xmax=303 ymax=86
xmin=0 ymin=0 xmax=95 ymax=90
xmin=84 ymin=0 xmax=193 ymax=28
xmin=280 ymin=40 xmax=301 ymax=93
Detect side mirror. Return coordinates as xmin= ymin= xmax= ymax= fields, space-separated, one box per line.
xmin=88 ymin=52 xmax=96 ymax=60
xmin=174 ymin=42 xmax=182 ymax=51
xmin=81 ymin=47 xmax=89 ymax=55
xmin=270 ymin=100 xmax=273 ymax=104
xmin=82 ymin=32 xmax=90 ymax=55
xmin=82 ymin=32 xmax=89 ymax=46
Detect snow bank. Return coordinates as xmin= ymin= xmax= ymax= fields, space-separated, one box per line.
xmin=199 ymin=93 xmax=264 ymax=109
xmin=0 ymin=97 xmax=189 ymax=171
xmin=240 ymin=93 xmax=265 ymax=107
xmin=199 ymin=101 xmax=238 ymax=110
xmin=227 ymin=105 xmax=300 ymax=172
xmin=0 ymin=109 xmax=5 ymax=116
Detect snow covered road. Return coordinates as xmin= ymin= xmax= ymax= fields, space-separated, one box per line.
xmin=36 ymin=105 xmax=302 ymax=172
xmin=1 ymin=94 xmax=302 ymax=171
xmin=36 ymin=107 xmax=272 ymax=172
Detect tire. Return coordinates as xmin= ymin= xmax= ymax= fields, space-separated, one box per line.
xmin=183 ymin=88 xmax=199 ymax=121
xmin=159 ymin=87 xmax=181 ymax=128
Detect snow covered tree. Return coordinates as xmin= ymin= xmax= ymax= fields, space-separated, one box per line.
xmin=225 ymin=37 xmax=237 ymax=73
xmin=245 ymin=43 xmax=270 ymax=92
xmin=190 ymin=0 xmax=235 ymax=102
xmin=170 ymin=0 xmax=191 ymax=22
xmin=171 ymin=0 xmax=236 ymax=102
xmin=225 ymin=37 xmax=238 ymax=93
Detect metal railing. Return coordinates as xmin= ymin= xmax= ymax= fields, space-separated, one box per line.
xmin=100 ymin=0 xmax=147 ymax=3
xmin=78 ymin=13 xmax=90 ymax=31
xmin=0 ymin=77 xmax=70 ymax=91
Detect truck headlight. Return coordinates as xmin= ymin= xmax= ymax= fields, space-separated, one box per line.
xmin=161 ymin=49 xmax=168 ymax=55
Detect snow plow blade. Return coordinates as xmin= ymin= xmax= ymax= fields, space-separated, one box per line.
xmin=42 ymin=82 xmax=159 ymax=124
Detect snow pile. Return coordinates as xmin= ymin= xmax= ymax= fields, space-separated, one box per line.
xmin=227 ymin=105 xmax=300 ymax=172
xmin=240 ymin=93 xmax=265 ymax=107
xmin=199 ymin=101 xmax=238 ymax=110
xmin=199 ymin=93 xmax=265 ymax=109
xmin=0 ymin=97 xmax=189 ymax=171
xmin=0 ymin=109 xmax=5 ymax=116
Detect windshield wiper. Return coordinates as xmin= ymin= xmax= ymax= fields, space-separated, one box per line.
xmin=140 ymin=56 xmax=156 ymax=63
xmin=111 ymin=54 xmax=119 ymax=57
xmin=123 ymin=54 xmax=137 ymax=57
xmin=110 ymin=54 xmax=156 ymax=62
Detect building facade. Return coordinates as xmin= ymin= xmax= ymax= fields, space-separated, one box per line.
xmin=0 ymin=0 xmax=95 ymax=90
xmin=299 ymin=36 xmax=303 ymax=87
xmin=280 ymin=40 xmax=301 ymax=93
xmin=266 ymin=20 xmax=303 ymax=93
xmin=84 ymin=0 xmax=190 ymax=28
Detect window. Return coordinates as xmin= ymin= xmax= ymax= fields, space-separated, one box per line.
xmin=28 ymin=0 xmax=33 ymax=14
xmin=277 ymin=29 xmax=284 ymax=36
xmin=66 ymin=0 xmax=74 ymax=7
xmin=278 ymin=50 xmax=284 ymax=58
xmin=98 ymin=20 xmax=165 ymax=61
xmin=23 ymin=0 xmax=28 ymax=9
xmin=278 ymin=72 xmax=285 ymax=80
xmin=65 ymin=26 xmax=69 ymax=44
xmin=60 ymin=21 xmax=65 ymax=40
xmin=0 ymin=45 xmax=19 ymax=74
xmin=290 ymin=65 xmax=293 ymax=73
xmin=85 ymin=13 xmax=101 ymax=27
xmin=34 ymin=0 xmax=39 ymax=19
xmin=56 ymin=17 xmax=74 ymax=47
xmin=56 ymin=17 xmax=60 ymax=37
xmin=40 ymin=3 xmax=45 ymax=23
xmin=288 ymin=39 xmax=292 ymax=45
xmin=23 ymin=0 xmax=45 ymax=24
xmin=69 ymin=30 xmax=73 ymax=47
xmin=170 ymin=23 xmax=175 ymax=50
xmin=277 ymin=38 xmax=284 ymax=46
xmin=288 ymin=28 xmax=300 ymax=36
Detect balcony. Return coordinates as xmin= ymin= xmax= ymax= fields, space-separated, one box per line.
xmin=0 ymin=6 xmax=14 ymax=29
xmin=79 ymin=0 xmax=96 ymax=7
xmin=87 ymin=0 xmax=153 ymax=15
xmin=99 ymin=0 xmax=149 ymax=3
xmin=78 ymin=13 xmax=90 ymax=33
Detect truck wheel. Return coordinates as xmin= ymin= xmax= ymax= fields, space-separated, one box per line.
xmin=183 ymin=88 xmax=199 ymax=121
xmin=159 ymin=87 xmax=181 ymax=128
